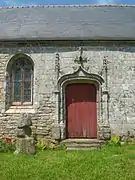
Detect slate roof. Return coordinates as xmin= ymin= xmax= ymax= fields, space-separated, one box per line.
xmin=0 ymin=5 xmax=135 ymax=41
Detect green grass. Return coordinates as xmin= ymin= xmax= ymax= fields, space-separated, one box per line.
xmin=0 ymin=145 xmax=135 ymax=180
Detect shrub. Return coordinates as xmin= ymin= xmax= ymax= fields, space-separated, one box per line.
xmin=111 ymin=135 xmax=121 ymax=146
xmin=109 ymin=135 xmax=121 ymax=146
xmin=36 ymin=138 xmax=48 ymax=151
xmin=36 ymin=138 xmax=59 ymax=151
xmin=0 ymin=137 xmax=16 ymax=153
xmin=106 ymin=135 xmax=121 ymax=146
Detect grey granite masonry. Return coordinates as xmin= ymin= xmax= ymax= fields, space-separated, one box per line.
xmin=0 ymin=41 xmax=135 ymax=140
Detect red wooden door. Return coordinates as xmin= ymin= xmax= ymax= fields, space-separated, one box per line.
xmin=66 ymin=83 xmax=97 ymax=138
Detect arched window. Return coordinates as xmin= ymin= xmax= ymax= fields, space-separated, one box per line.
xmin=6 ymin=55 xmax=34 ymax=106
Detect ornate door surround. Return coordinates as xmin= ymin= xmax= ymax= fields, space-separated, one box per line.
xmin=56 ymin=65 xmax=107 ymax=140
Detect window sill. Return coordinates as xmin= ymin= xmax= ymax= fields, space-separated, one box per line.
xmin=5 ymin=106 xmax=35 ymax=114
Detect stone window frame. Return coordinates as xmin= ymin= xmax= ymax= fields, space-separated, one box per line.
xmin=5 ymin=53 xmax=34 ymax=111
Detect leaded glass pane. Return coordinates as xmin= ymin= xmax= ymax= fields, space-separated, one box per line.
xmin=24 ymin=69 xmax=31 ymax=81
xmin=14 ymin=81 xmax=21 ymax=102
xmin=24 ymin=81 xmax=31 ymax=102
xmin=13 ymin=68 xmax=21 ymax=102
xmin=14 ymin=68 xmax=21 ymax=81
xmin=10 ymin=57 xmax=33 ymax=104
xmin=24 ymin=89 xmax=31 ymax=102
xmin=24 ymin=81 xmax=31 ymax=89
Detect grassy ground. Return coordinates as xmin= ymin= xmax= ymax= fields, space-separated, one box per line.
xmin=0 ymin=145 xmax=135 ymax=180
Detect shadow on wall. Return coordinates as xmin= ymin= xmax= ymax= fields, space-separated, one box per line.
xmin=0 ymin=41 xmax=135 ymax=54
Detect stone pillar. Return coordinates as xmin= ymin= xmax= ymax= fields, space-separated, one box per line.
xmin=51 ymin=53 xmax=61 ymax=141
xmin=51 ymin=90 xmax=61 ymax=141
xmin=98 ymin=56 xmax=111 ymax=140
xmin=59 ymin=86 xmax=66 ymax=140
xmin=99 ymin=90 xmax=111 ymax=140
xmin=102 ymin=91 xmax=109 ymax=125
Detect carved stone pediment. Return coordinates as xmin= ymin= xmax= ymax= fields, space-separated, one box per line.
xmin=58 ymin=65 xmax=104 ymax=89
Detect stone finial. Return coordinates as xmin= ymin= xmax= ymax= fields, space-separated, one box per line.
xmin=74 ymin=47 xmax=88 ymax=68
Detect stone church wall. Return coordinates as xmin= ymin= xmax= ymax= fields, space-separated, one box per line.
xmin=0 ymin=41 xmax=135 ymax=139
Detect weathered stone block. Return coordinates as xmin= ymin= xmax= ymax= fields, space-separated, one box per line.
xmin=24 ymin=127 xmax=32 ymax=137
xmin=15 ymin=137 xmax=36 ymax=155
xmin=17 ymin=128 xmax=25 ymax=138
xmin=98 ymin=125 xmax=111 ymax=140
xmin=51 ymin=124 xmax=61 ymax=140
xmin=17 ymin=114 xmax=32 ymax=128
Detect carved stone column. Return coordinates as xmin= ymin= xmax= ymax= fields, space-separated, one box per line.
xmin=51 ymin=53 xmax=61 ymax=141
xmin=99 ymin=56 xmax=111 ymax=140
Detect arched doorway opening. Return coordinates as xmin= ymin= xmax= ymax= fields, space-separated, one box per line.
xmin=66 ymin=82 xmax=97 ymax=138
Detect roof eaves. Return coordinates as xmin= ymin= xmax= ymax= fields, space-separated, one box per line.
xmin=0 ymin=36 xmax=135 ymax=42
xmin=0 ymin=4 xmax=135 ymax=9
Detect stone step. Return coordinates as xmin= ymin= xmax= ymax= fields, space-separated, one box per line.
xmin=62 ymin=139 xmax=104 ymax=145
xmin=66 ymin=146 xmax=100 ymax=151
xmin=66 ymin=143 xmax=101 ymax=148
xmin=61 ymin=139 xmax=104 ymax=151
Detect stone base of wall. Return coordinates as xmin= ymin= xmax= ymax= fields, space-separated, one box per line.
xmin=98 ymin=125 xmax=111 ymax=140
xmin=50 ymin=123 xmax=112 ymax=141
xmin=51 ymin=124 xmax=61 ymax=140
